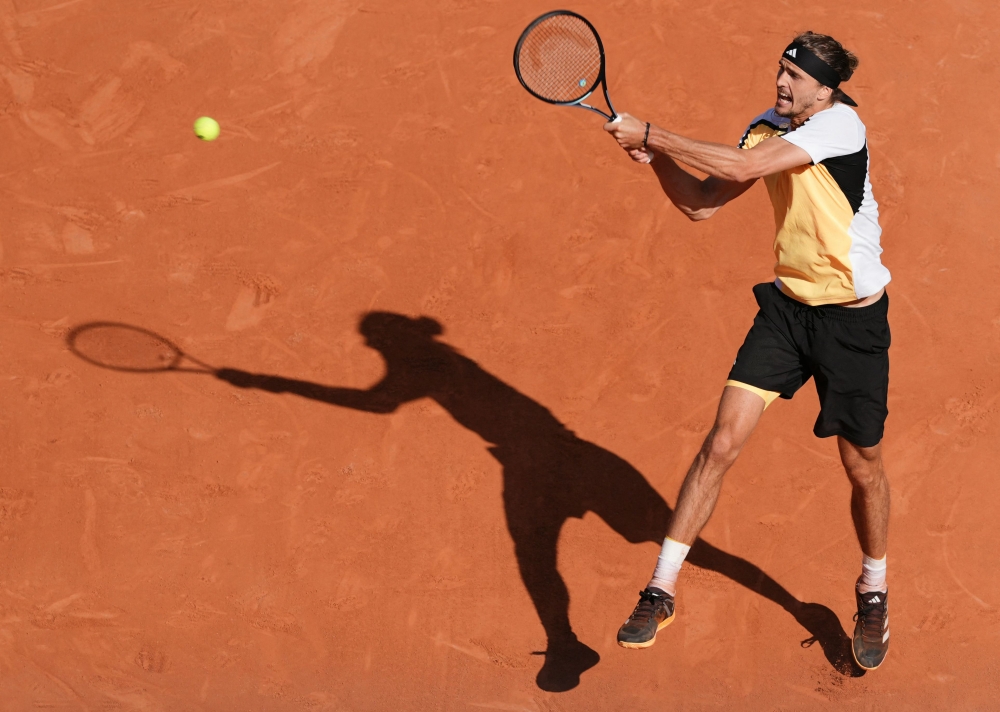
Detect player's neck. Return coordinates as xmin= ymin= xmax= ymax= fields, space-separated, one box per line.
xmin=789 ymin=100 xmax=836 ymax=129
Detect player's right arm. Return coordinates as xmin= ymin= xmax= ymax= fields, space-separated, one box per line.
xmin=641 ymin=152 xmax=756 ymax=221
xmin=216 ymin=369 xmax=412 ymax=413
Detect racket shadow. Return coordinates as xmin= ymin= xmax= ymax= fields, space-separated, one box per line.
xmin=67 ymin=314 xmax=861 ymax=689
xmin=65 ymin=321 xmax=216 ymax=374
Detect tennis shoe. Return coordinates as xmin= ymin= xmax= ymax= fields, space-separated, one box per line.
xmin=852 ymin=579 xmax=889 ymax=670
xmin=617 ymin=587 xmax=675 ymax=649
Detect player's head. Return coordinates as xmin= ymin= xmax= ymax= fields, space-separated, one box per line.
xmin=775 ymin=32 xmax=859 ymax=118
xmin=359 ymin=311 xmax=443 ymax=349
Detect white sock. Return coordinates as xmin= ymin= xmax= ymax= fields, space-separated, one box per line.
xmin=858 ymin=554 xmax=887 ymax=594
xmin=647 ymin=538 xmax=691 ymax=596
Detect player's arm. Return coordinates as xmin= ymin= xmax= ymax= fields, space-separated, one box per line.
xmin=216 ymin=369 xmax=408 ymax=413
xmin=644 ymin=127 xmax=810 ymax=182
xmin=639 ymin=151 xmax=756 ymax=221
xmin=605 ymin=113 xmax=811 ymax=204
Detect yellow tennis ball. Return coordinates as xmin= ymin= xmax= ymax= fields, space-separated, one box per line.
xmin=193 ymin=116 xmax=220 ymax=141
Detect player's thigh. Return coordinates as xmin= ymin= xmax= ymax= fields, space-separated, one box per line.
xmin=728 ymin=292 xmax=811 ymax=400
xmin=812 ymin=316 xmax=890 ymax=448
xmin=713 ymin=385 xmax=767 ymax=450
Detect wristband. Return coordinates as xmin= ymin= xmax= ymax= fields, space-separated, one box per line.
xmin=642 ymin=122 xmax=650 ymax=148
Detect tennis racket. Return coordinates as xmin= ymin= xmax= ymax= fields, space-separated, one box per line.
xmin=513 ymin=10 xmax=619 ymax=122
xmin=67 ymin=322 xmax=218 ymax=374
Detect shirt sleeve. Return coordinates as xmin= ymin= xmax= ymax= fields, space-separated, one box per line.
xmin=737 ymin=110 xmax=775 ymax=149
xmin=780 ymin=107 xmax=864 ymax=164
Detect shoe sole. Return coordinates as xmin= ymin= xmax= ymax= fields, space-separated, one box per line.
xmin=851 ymin=642 xmax=888 ymax=671
xmin=617 ymin=612 xmax=675 ymax=650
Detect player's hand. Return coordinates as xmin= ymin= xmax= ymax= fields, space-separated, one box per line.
xmin=603 ymin=112 xmax=646 ymax=151
xmin=627 ymin=148 xmax=654 ymax=164
xmin=216 ymin=368 xmax=290 ymax=394
xmin=216 ymin=368 xmax=256 ymax=388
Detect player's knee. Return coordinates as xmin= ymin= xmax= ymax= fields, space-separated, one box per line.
xmin=844 ymin=458 xmax=885 ymax=489
xmin=703 ymin=427 xmax=741 ymax=465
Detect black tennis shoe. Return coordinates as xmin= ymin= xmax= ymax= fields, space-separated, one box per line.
xmin=617 ymin=587 xmax=675 ymax=649
xmin=852 ymin=580 xmax=889 ymax=670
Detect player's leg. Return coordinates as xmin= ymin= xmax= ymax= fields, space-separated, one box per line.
xmin=617 ymin=283 xmax=808 ymax=650
xmin=665 ymin=385 xmax=768 ymax=545
xmin=505 ymin=511 xmax=599 ymax=691
xmin=840 ymin=436 xmax=891 ymax=670
xmin=809 ymin=292 xmax=891 ymax=670
xmin=617 ymin=384 xmax=767 ymax=649
xmin=839 ymin=437 xmax=889 ymax=561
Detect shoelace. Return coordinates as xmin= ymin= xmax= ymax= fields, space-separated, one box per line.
xmin=853 ymin=599 xmax=885 ymax=641
xmin=629 ymin=589 xmax=665 ymax=623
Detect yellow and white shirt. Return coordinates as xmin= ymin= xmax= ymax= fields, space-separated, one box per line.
xmin=739 ymin=104 xmax=890 ymax=305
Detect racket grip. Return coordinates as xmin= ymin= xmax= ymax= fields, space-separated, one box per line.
xmin=611 ymin=115 xmax=622 ymax=123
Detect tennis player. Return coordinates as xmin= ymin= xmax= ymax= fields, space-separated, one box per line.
xmin=604 ymin=32 xmax=891 ymax=670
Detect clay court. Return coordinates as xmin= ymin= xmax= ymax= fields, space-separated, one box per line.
xmin=1 ymin=0 xmax=999 ymax=708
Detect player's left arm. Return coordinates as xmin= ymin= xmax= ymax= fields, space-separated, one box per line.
xmin=605 ymin=114 xmax=811 ymax=182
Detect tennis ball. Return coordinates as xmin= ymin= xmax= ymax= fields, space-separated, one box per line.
xmin=193 ymin=116 xmax=220 ymax=141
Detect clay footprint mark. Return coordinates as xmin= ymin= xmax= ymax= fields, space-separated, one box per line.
xmin=225 ymin=274 xmax=282 ymax=331
xmin=135 ymin=648 xmax=170 ymax=673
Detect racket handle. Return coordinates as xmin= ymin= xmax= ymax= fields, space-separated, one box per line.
xmin=611 ymin=115 xmax=622 ymax=123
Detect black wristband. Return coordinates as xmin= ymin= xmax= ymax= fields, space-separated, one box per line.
xmin=642 ymin=122 xmax=651 ymax=148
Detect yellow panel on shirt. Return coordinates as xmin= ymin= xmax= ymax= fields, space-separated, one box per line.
xmin=738 ymin=104 xmax=890 ymax=305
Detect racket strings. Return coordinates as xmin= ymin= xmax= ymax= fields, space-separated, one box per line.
xmin=516 ymin=14 xmax=602 ymax=103
xmin=68 ymin=324 xmax=184 ymax=372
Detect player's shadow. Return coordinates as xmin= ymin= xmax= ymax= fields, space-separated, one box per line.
xmin=208 ymin=312 xmax=859 ymax=689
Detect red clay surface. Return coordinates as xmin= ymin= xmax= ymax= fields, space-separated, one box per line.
xmin=1 ymin=0 xmax=999 ymax=709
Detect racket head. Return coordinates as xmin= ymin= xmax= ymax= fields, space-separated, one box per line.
xmin=514 ymin=10 xmax=608 ymax=108
xmin=67 ymin=322 xmax=188 ymax=373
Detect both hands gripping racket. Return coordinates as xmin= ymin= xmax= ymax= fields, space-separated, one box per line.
xmin=514 ymin=10 xmax=619 ymax=122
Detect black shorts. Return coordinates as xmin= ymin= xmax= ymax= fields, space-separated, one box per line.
xmin=728 ymin=283 xmax=890 ymax=447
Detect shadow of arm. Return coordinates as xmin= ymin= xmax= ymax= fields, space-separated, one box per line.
xmin=216 ymin=368 xmax=402 ymax=413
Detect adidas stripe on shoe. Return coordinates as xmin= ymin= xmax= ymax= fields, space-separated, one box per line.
xmin=852 ymin=579 xmax=889 ymax=670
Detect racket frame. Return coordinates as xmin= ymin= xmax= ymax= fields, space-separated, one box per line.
xmin=66 ymin=322 xmax=215 ymax=374
xmin=513 ymin=9 xmax=619 ymax=121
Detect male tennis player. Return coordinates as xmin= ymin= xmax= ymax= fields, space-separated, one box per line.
xmin=604 ymin=32 xmax=891 ymax=670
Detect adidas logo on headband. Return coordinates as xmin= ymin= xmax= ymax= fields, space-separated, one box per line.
xmin=785 ymin=48 xmax=797 ymax=58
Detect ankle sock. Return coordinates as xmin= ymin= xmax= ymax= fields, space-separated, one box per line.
xmin=858 ymin=554 xmax=887 ymax=593
xmin=647 ymin=537 xmax=691 ymax=596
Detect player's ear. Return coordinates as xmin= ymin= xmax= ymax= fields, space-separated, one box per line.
xmin=817 ymin=84 xmax=834 ymax=103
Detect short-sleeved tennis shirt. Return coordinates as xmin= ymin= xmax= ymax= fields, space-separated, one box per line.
xmin=739 ymin=103 xmax=890 ymax=305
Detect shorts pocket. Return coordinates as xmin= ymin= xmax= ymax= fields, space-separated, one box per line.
xmin=837 ymin=320 xmax=891 ymax=355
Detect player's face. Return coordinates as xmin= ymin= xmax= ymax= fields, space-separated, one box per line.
xmin=775 ymin=59 xmax=825 ymax=118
